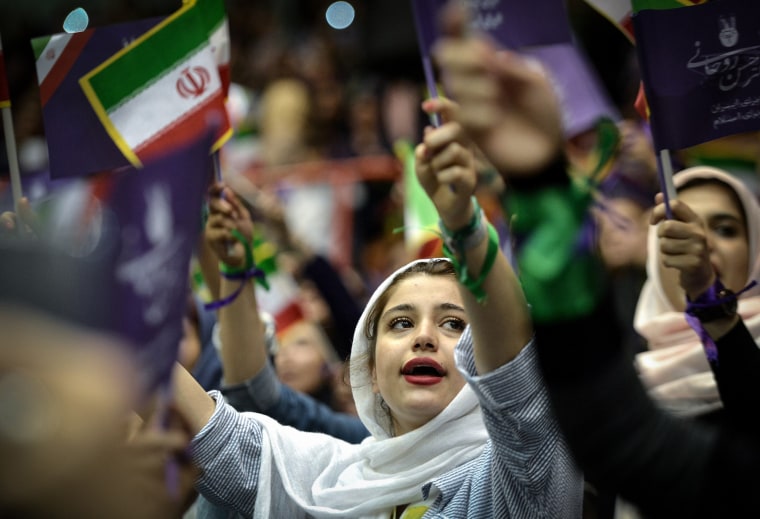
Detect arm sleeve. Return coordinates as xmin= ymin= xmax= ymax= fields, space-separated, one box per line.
xmin=191 ymin=392 xmax=264 ymax=515
xmin=455 ymin=327 xmax=583 ymax=517
xmin=221 ymin=363 xmax=369 ymax=444
xmin=534 ymin=304 xmax=719 ymax=519
xmin=710 ymin=319 xmax=760 ymax=435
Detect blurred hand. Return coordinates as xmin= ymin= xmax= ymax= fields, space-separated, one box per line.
xmin=205 ymin=183 xmax=254 ymax=269
xmin=434 ymin=3 xmax=563 ymax=177
xmin=0 ymin=197 xmax=39 ymax=238
xmin=616 ymin=120 xmax=657 ymax=181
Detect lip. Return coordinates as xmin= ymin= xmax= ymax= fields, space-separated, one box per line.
xmin=401 ymin=357 xmax=445 ymax=386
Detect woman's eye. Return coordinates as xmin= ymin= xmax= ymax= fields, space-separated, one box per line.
xmin=389 ymin=317 xmax=413 ymax=329
xmin=713 ymin=224 xmax=740 ymax=238
xmin=443 ymin=318 xmax=466 ymax=332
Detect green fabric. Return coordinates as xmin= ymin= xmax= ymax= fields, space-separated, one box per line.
xmin=505 ymin=182 xmax=604 ymax=323
xmin=631 ymin=0 xmax=707 ymax=13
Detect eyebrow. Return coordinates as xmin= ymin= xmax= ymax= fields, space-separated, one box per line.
xmin=706 ymin=213 xmax=743 ymax=224
xmin=381 ymin=302 xmax=466 ymax=319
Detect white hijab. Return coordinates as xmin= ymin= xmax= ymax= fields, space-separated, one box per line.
xmin=249 ymin=259 xmax=488 ymax=518
xmin=633 ymin=166 xmax=760 ymax=417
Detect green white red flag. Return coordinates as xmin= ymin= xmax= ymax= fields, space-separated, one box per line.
xmin=80 ymin=1 xmax=231 ymax=168
xmin=184 ymin=0 xmax=230 ymax=96
xmin=584 ymin=0 xmax=707 ymax=42
xmin=396 ymin=140 xmax=442 ymax=259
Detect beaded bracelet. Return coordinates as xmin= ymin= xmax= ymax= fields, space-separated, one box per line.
xmin=203 ymin=229 xmax=270 ymax=311
xmin=440 ymin=197 xmax=499 ymax=303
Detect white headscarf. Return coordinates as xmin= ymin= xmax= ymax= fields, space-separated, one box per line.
xmin=634 ymin=166 xmax=760 ymax=417
xmin=249 ymin=258 xmax=488 ymax=518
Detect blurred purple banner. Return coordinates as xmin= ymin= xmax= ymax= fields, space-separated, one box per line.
xmin=100 ymin=133 xmax=212 ymax=392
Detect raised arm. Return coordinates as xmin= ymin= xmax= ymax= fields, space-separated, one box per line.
xmin=431 ymin=6 xmax=760 ymax=517
xmin=204 ymin=182 xmax=267 ymax=385
xmin=651 ymin=192 xmax=760 ymax=433
xmin=414 ymin=98 xmax=531 ymax=374
xmin=433 ymin=5 xmax=563 ymax=179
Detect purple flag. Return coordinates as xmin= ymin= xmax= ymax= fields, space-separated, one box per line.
xmin=525 ymin=43 xmax=619 ymax=138
xmin=32 ymin=18 xmax=161 ymax=178
xmin=411 ymin=0 xmax=572 ymax=57
xmin=102 ymin=133 xmax=212 ymax=393
xmin=633 ymin=0 xmax=760 ymax=150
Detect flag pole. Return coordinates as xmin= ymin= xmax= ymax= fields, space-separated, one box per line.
xmin=657 ymin=148 xmax=677 ymax=219
xmin=410 ymin=0 xmax=442 ymax=128
xmin=2 ymin=105 xmax=23 ymax=211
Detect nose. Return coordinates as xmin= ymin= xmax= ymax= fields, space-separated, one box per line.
xmin=413 ymin=320 xmax=438 ymax=351
xmin=704 ymin=231 xmax=717 ymax=254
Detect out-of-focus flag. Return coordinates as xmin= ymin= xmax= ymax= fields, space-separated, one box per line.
xmin=525 ymin=43 xmax=620 ymax=139
xmin=411 ymin=0 xmax=574 ymax=126
xmin=584 ymin=0 xmax=636 ymax=41
xmin=184 ymin=0 xmax=231 ymax=96
xmin=32 ymin=18 xmax=162 ymax=178
xmin=633 ymin=0 xmax=760 ymax=150
xmin=584 ymin=0 xmax=709 ymax=119
xmin=55 ymin=133 xmax=212 ymax=393
xmin=80 ymin=2 xmax=232 ymax=169
xmin=0 ymin=38 xmax=10 ymax=109
xmin=585 ymin=0 xmax=707 ymax=41
xmin=396 ymin=140 xmax=442 ymax=259
xmin=412 ymin=0 xmax=572 ymax=55
xmin=105 ymin=134 xmax=212 ymax=392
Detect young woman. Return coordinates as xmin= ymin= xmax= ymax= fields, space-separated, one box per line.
xmin=172 ymin=100 xmax=582 ymax=518
xmin=634 ymin=166 xmax=760 ymax=420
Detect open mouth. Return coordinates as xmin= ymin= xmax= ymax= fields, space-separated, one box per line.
xmin=402 ymin=358 xmax=445 ymax=385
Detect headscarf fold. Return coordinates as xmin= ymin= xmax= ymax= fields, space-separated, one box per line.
xmin=634 ymin=166 xmax=760 ymax=417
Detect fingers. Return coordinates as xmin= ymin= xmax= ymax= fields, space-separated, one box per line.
xmin=650 ymin=197 xmax=700 ymax=226
xmin=421 ymin=97 xmax=460 ymax=125
xmin=416 ymin=122 xmax=474 ymax=191
xmin=16 ymin=197 xmax=38 ymax=233
xmin=0 ymin=211 xmax=16 ymax=232
xmin=423 ymin=120 xmax=467 ymax=154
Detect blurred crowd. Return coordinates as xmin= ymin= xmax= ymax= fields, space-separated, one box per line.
xmin=2 ymin=0 xmax=760 ymax=518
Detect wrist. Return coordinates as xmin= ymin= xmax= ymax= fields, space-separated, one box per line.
xmin=439 ymin=197 xmax=484 ymax=252
xmin=685 ymin=279 xmax=738 ymax=323
xmin=440 ymin=204 xmax=476 ymax=234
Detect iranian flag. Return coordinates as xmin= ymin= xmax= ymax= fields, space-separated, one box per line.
xmin=584 ymin=0 xmax=709 ymax=118
xmin=396 ymin=140 xmax=442 ymax=259
xmin=184 ymin=0 xmax=230 ymax=96
xmin=80 ymin=2 xmax=231 ymax=168
xmin=0 ymin=38 xmax=10 ymax=108
xmin=584 ymin=0 xmax=708 ymax=41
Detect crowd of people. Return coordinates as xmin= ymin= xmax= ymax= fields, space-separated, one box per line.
xmin=2 ymin=1 xmax=760 ymax=518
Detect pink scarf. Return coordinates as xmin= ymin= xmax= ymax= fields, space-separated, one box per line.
xmin=634 ymin=167 xmax=760 ymax=417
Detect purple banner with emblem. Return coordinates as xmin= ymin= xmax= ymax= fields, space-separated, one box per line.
xmin=101 ymin=132 xmax=212 ymax=393
xmin=31 ymin=18 xmax=161 ymax=178
xmin=525 ymin=43 xmax=619 ymax=138
xmin=411 ymin=0 xmax=572 ymax=57
xmin=633 ymin=0 xmax=760 ymax=150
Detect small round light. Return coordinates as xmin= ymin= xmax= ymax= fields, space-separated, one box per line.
xmin=325 ymin=1 xmax=355 ymax=30
xmin=63 ymin=7 xmax=89 ymax=34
